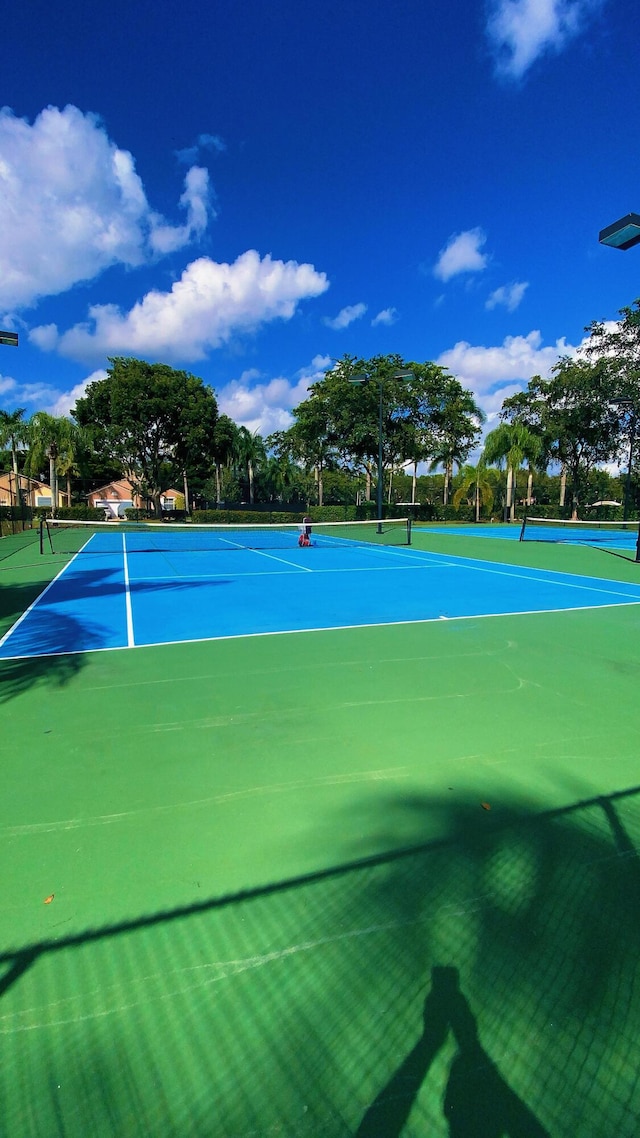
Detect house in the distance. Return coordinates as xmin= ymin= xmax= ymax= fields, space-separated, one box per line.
xmin=0 ymin=473 xmax=64 ymax=509
xmin=87 ymin=479 xmax=182 ymax=517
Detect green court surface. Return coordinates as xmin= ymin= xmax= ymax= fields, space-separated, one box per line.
xmin=2 ymin=526 xmax=640 ymax=1136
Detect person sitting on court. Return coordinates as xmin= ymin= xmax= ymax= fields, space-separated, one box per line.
xmin=298 ymin=515 xmax=313 ymax=547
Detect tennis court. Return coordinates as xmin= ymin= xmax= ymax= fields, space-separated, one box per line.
xmin=2 ymin=518 xmax=640 ymax=660
xmin=2 ymin=519 xmax=640 ymax=1137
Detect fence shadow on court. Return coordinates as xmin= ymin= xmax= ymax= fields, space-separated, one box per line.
xmin=2 ymin=784 xmax=640 ymax=1136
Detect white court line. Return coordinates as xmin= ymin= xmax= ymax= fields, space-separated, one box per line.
xmin=122 ymin=533 xmax=135 ymax=647
xmin=131 ymin=563 xmax=449 ymax=581
xmin=217 ymin=537 xmax=313 ymax=572
xmin=3 ymin=598 xmax=640 ymax=660
xmin=437 ymin=557 xmax=640 ymax=602
xmin=0 ymin=527 xmax=96 ymax=651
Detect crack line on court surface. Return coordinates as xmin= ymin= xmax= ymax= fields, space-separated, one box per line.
xmin=0 ymin=897 xmax=497 ymax=1034
xmin=83 ymin=643 xmax=517 ymax=690
xmin=1 ymin=766 xmax=412 ymax=836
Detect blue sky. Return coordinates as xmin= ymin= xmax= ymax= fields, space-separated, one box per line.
xmin=1 ymin=0 xmax=639 ymax=440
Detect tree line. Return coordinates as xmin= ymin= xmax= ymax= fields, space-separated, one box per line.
xmin=1 ymin=299 xmax=639 ymax=521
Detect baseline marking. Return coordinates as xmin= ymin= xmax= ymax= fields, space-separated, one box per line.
xmin=4 ymin=598 xmax=639 ymax=660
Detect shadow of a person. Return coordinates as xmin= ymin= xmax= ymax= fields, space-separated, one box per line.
xmin=356 ymin=967 xmax=550 ymax=1138
xmin=355 ymin=965 xmax=455 ymax=1136
xmin=445 ymin=978 xmax=550 ymax=1137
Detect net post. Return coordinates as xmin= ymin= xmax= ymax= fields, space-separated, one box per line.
xmin=407 ymin=517 xmax=412 ymax=545
xmin=635 ymin=526 xmax=640 ymax=563
xmin=39 ymin=516 xmax=44 ymax=555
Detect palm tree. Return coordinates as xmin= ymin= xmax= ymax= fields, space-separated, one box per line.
xmin=452 ymin=462 xmax=495 ymax=523
xmin=235 ymin=427 xmax=266 ymax=504
xmin=55 ymin=419 xmax=91 ymax=505
xmin=428 ymin=438 xmax=470 ymax=507
xmin=0 ymin=407 xmax=28 ymax=507
xmin=25 ymin=412 xmax=70 ymax=517
xmin=212 ymin=416 xmax=238 ymax=505
xmin=483 ymin=423 xmax=542 ymax=522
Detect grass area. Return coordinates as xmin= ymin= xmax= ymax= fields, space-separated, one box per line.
xmin=1 ymin=529 xmax=640 ymax=1135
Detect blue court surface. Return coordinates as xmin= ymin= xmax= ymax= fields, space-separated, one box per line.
xmin=3 ymin=535 xmax=640 ymax=660
xmin=420 ymin=522 xmax=639 ymax=548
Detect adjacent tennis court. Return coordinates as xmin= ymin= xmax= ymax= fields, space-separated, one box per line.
xmin=2 ymin=519 xmax=640 ymax=1137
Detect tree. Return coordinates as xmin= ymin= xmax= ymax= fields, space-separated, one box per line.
xmin=235 ymin=427 xmax=266 ymax=504
xmin=585 ymin=299 xmax=640 ymax=516
xmin=452 ymin=461 xmax=496 ymax=522
xmin=55 ymin=419 xmax=93 ymax=505
xmin=25 ymin=412 xmax=72 ymax=516
xmin=483 ymin=422 xmax=542 ymax=522
xmin=211 ymin=415 xmax=238 ymax=505
xmin=0 ymin=407 xmax=28 ymax=507
xmin=73 ymin=358 xmax=219 ymax=515
xmin=427 ymin=379 xmax=484 ymax=505
xmin=501 ymin=357 xmax=619 ymax=517
xmin=285 ymin=355 xmax=482 ymax=509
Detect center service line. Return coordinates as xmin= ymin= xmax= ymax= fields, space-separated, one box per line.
xmin=122 ymin=533 xmax=135 ymax=647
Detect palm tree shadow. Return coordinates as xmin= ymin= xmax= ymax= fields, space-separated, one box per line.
xmin=356 ymin=966 xmax=549 ymax=1137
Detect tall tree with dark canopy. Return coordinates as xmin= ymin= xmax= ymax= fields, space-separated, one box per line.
xmin=73 ymin=358 xmax=218 ymax=514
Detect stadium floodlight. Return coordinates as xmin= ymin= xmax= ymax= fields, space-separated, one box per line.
xmin=348 ymin=369 xmax=414 ymax=531
xmin=599 ymin=213 xmax=640 ymax=251
xmin=0 ymin=330 xmax=18 ymax=347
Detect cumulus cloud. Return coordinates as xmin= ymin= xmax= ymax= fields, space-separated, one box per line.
xmin=0 ymin=366 xmax=106 ymax=415
xmin=486 ymin=280 xmax=529 ymax=311
xmin=148 ymin=165 xmax=211 ymax=254
xmin=217 ymin=356 xmax=330 ymax=436
xmin=436 ymin=329 xmax=578 ymax=400
xmin=48 ymin=370 xmax=107 ymax=417
xmin=434 ymin=228 xmax=488 ymax=281
xmin=372 ymin=307 xmax=399 ymax=327
xmin=31 ymin=251 xmax=329 ymax=363
xmin=0 ymin=104 xmax=213 ymax=310
xmin=324 ymin=302 xmax=367 ymax=330
xmin=486 ymin=0 xmax=603 ymax=80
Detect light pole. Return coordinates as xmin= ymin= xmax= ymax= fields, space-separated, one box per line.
xmin=349 ymin=368 xmax=414 ymax=532
xmin=600 ymin=213 xmax=640 ymax=559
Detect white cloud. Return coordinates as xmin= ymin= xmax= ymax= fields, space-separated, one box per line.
xmin=372 ymin=307 xmax=399 ymax=327
xmin=434 ymin=228 xmax=488 ymax=281
xmin=48 ymin=370 xmax=108 ymax=417
xmin=0 ymin=104 xmax=213 ymax=310
xmin=487 ymin=0 xmax=603 ymax=80
xmin=148 ymin=165 xmax=211 ymax=254
xmin=217 ymin=356 xmax=329 ymax=436
xmin=437 ymin=329 xmax=577 ymax=399
xmin=32 ymin=251 xmax=329 ymax=363
xmin=0 ymin=367 xmax=104 ymax=415
xmin=324 ymin=302 xmax=367 ymax=330
xmin=486 ymin=280 xmax=529 ymax=311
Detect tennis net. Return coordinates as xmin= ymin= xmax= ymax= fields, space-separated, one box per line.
xmin=41 ymin=516 xmax=412 ymax=555
xmin=520 ymin=516 xmax=640 ymax=547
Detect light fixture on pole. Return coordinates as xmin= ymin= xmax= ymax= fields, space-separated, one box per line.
xmin=599 ymin=213 xmax=640 ymax=251
xmin=348 ymin=368 xmax=414 ymax=532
